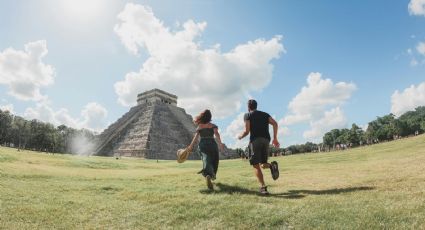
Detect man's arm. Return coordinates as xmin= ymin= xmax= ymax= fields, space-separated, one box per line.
xmin=238 ymin=120 xmax=250 ymax=140
xmin=268 ymin=117 xmax=280 ymax=148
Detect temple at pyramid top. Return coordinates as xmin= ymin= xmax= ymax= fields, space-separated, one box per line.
xmin=137 ymin=88 xmax=177 ymax=106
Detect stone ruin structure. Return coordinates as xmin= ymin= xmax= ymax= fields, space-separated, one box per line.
xmin=94 ymin=89 xmax=237 ymax=160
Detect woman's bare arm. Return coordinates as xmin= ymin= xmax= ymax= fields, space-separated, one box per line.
xmin=188 ymin=132 xmax=199 ymax=150
xmin=214 ymin=128 xmax=224 ymax=151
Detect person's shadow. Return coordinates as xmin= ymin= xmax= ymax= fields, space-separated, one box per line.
xmin=200 ymin=183 xmax=375 ymax=199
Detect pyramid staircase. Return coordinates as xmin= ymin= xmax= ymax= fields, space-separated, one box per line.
xmin=94 ymin=101 xmax=199 ymax=160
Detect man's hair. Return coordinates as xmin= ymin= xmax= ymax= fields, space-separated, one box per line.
xmin=194 ymin=109 xmax=212 ymax=125
xmin=248 ymin=99 xmax=257 ymax=110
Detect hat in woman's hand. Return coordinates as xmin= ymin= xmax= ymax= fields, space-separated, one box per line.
xmin=176 ymin=147 xmax=191 ymax=163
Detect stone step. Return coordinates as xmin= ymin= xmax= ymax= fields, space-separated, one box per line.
xmin=94 ymin=100 xmax=201 ymax=160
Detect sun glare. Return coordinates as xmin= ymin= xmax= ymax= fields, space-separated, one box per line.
xmin=58 ymin=0 xmax=106 ymax=23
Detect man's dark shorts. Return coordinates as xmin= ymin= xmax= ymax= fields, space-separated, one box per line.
xmin=248 ymin=137 xmax=270 ymax=165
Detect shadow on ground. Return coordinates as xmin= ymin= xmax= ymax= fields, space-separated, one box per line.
xmin=287 ymin=186 xmax=375 ymax=195
xmin=200 ymin=183 xmax=375 ymax=199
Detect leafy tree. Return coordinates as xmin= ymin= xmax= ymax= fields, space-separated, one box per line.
xmin=421 ymin=120 xmax=425 ymax=132
xmin=323 ymin=129 xmax=341 ymax=149
xmin=284 ymin=142 xmax=318 ymax=154
xmin=348 ymin=123 xmax=365 ymax=146
xmin=366 ymin=114 xmax=398 ymax=142
xmin=9 ymin=116 xmax=30 ymax=149
xmin=398 ymin=106 xmax=425 ymax=135
xmin=336 ymin=129 xmax=350 ymax=145
xmin=0 ymin=110 xmax=13 ymax=144
xmin=235 ymin=148 xmax=244 ymax=157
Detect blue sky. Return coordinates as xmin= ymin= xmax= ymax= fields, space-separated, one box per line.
xmin=1 ymin=0 xmax=425 ymax=148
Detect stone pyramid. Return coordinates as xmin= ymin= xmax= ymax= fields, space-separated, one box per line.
xmin=94 ymin=89 xmax=200 ymax=160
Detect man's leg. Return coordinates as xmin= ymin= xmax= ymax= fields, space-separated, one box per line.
xmin=251 ymin=139 xmax=269 ymax=195
xmin=253 ymin=164 xmax=265 ymax=187
xmin=261 ymin=163 xmax=270 ymax=169
xmin=260 ymin=138 xmax=271 ymax=169
xmin=253 ymin=164 xmax=269 ymax=195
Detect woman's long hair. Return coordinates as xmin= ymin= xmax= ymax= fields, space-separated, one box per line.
xmin=194 ymin=109 xmax=212 ymax=125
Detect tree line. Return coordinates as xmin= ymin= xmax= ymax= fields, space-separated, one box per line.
xmin=322 ymin=106 xmax=425 ymax=149
xmin=0 ymin=109 xmax=96 ymax=154
xmin=279 ymin=106 xmax=425 ymax=155
xmin=2 ymin=106 xmax=425 ymax=156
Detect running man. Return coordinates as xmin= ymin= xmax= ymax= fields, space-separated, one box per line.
xmin=238 ymin=99 xmax=280 ymax=195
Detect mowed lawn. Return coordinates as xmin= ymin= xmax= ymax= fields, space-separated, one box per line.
xmin=1 ymin=136 xmax=425 ymax=229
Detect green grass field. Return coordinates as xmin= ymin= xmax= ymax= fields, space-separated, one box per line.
xmin=1 ymin=135 xmax=425 ymax=229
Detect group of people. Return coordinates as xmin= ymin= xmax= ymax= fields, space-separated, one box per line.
xmin=187 ymin=99 xmax=280 ymax=195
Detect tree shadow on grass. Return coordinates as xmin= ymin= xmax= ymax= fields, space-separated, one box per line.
xmin=200 ymin=183 xmax=375 ymax=199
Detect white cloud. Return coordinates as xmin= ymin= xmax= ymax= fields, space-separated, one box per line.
xmin=303 ymin=107 xmax=347 ymax=141
xmin=360 ymin=124 xmax=368 ymax=131
xmin=0 ymin=103 xmax=14 ymax=113
xmin=24 ymin=102 xmax=57 ymax=124
xmin=282 ymin=114 xmax=311 ymax=125
xmin=282 ymin=72 xmax=356 ymax=125
xmin=280 ymin=72 xmax=356 ymax=142
xmin=406 ymin=42 xmax=425 ymax=66
xmin=277 ymin=119 xmax=291 ymax=137
xmin=223 ymin=113 xmax=248 ymax=148
xmin=276 ymin=119 xmax=291 ymax=146
xmin=416 ymin=42 xmax=425 ymax=56
xmin=0 ymin=40 xmax=109 ymax=132
xmin=391 ymin=82 xmax=425 ymax=116
xmin=0 ymin=40 xmax=55 ymax=101
xmin=24 ymin=101 xmax=108 ymax=132
xmin=408 ymin=0 xmax=425 ymax=16
xmin=410 ymin=58 xmax=419 ymax=66
xmin=54 ymin=108 xmax=79 ymax=128
xmin=113 ymin=3 xmax=284 ymax=118
xmin=79 ymin=102 xmax=108 ymax=132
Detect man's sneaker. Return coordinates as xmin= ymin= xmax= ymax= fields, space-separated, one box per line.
xmin=259 ymin=186 xmax=269 ymax=195
xmin=206 ymin=175 xmax=214 ymax=190
xmin=270 ymin=161 xmax=279 ymax=180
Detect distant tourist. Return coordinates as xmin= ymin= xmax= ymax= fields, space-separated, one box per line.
xmin=188 ymin=109 xmax=224 ymax=190
xmin=238 ymin=99 xmax=280 ymax=195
